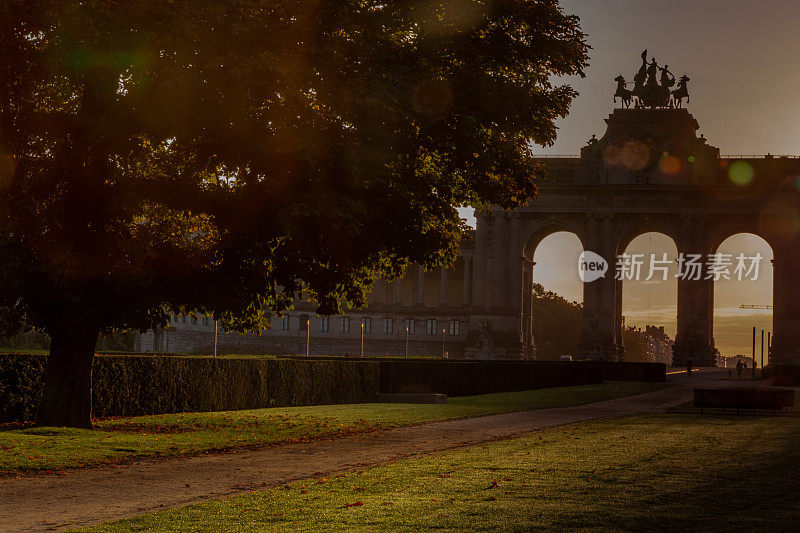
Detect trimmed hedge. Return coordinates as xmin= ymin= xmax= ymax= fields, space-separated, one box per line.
xmin=378 ymin=360 xmax=603 ymax=396
xmin=0 ymin=354 xmax=666 ymax=423
xmin=0 ymin=353 xmax=47 ymax=422
xmin=592 ymin=361 xmax=666 ymax=383
xmin=772 ymin=364 xmax=800 ymax=386
xmin=376 ymin=360 xmax=665 ymax=396
xmin=1 ymin=354 xmax=379 ymax=422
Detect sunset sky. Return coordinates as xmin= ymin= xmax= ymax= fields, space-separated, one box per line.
xmin=462 ymin=0 xmax=791 ymax=357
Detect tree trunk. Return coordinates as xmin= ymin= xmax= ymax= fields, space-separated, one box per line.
xmin=37 ymin=322 xmax=100 ymax=428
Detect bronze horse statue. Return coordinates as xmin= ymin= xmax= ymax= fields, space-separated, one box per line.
xmin=671 ymin=75 xmax=690 ymax=108
xmin=614 ymin=75 xmax=633 ymax=108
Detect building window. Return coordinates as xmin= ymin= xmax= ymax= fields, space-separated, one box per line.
xmin=281 ymin=316 xmax=290 ymax=331
xmin=202 ymin=317 xmax=209 ymax=326
xmin=320 ymin=317 xmax=329 ymax=332
xmin=426 ymin=319 xmax=437 ymax=335
xmin=342 ymin=317 xmax=350 ymax=333
xmin=448 ymin=320 xmax=460 ymax=336
xmin=382 ymin=317 xmax=393 ymax=334
xmin=405 ymin=318 xmax=415 ymax=335
xmin=363 ymin=317 xmax=372 ymax=334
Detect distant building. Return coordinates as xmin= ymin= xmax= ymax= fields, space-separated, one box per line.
xmin=641 ymin=325 xmax=673 ymax=365
xmin=135 ymin=237 xmax=480 ymax=358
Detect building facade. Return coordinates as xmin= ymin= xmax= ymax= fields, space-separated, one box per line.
xmin=137 ymin=107 xmax=800 ymax=365
xmin=135 ymin=252 xmax=477 ymax=357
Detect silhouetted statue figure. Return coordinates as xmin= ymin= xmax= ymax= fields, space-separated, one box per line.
xmin=671 ymin=74 xmax=690 ymax=108
xmin=631 ymin=50 xmax=648 ymax=108
xmin=646 ymin=58 xmax=659 ymax=87
xmin=660 ymin=64 xmax=675 ymax=89
xmin=613 ymin=75 xmax=633 ymax=108
xmin=634 ymin=50 xmax=648 ymax=86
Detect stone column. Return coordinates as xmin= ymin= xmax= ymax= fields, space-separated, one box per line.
xmin=490 ymin=213 xmax=508 ymax=308
xmin=673 ymin=216 xmax=716 ymax=367
xmin=507 ymin=213 xmax=523 ymax=324
xmin=439 ymin=266 xmax=447 ymax=306
xmin=472 ymin=211 xmax=489 ymax=308
xmin=771 ymin=244 xmax=800 ymax=364
xmin=579 ymin=214 xmax=619 ymax=360
xmin=674 ymin=276 xmax=716 ymax=366
xmin=416 ymin=266 xmax=425 ymax=306
xmin=462 ymin=257 xmax=473 ymax=307
xmin=523 ymin=258 xmax=535 ymax=358
xmin=394 ymin=277 xmax=403 ymax=306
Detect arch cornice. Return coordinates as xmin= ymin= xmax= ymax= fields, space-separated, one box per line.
xmin=612 ymin=215 xmax=682 ymax=255
xmin=520 ymin=215 xmax=587 ymax=258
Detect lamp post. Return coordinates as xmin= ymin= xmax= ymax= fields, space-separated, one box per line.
xmin=405 ymin=325 xmax=409 ymax=358
xmin=306 ymin=318 xmax=310 ymax=357
xmin=213 ymin=318 xmax=218 ymax=358
xmin=361 ymin=320 xmax=364 ymax=357
xmin=760 ymin=329 xmax=764 ymax=375
xmin=752 ymin=326 xmax=756 ymax=378
xmin=442 ymin=328 xmax=446 ymax=359
xmin=767 ymin=331 xmax=771 ymax=365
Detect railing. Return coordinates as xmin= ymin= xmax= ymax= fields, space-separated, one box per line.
xmin=721 ymin=154 xmax=800 ymax=159
xmin=531 ymin=154 xmax=800 ymax=160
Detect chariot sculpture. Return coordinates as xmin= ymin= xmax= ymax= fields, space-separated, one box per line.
xmin=614 ymin=50 xmax=690 ymax=109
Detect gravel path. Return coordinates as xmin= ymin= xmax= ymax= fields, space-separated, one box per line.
xmin=1 ymin=382 xmax=695 ymax=532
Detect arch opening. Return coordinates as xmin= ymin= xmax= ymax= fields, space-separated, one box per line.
xmin=618 ymin=232 xmax=679 ymax=364
xmin=528 ymin=231 xmax=584 ymax=360
xmin=712 ymin=233 xmax=773 ymax=369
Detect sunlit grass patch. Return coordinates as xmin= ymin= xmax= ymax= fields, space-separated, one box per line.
xmin=84 ymin=411 xmax=800 ymax=532
xmin=0 ymin=381 xmax=663 ymax=475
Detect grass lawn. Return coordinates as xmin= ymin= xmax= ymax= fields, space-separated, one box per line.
xmin=0 ymin=381 xmax=662 ymax=475
xmin=83 ymin=410 xmax=800 ymax=532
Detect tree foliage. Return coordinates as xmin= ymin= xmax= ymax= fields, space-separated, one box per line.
xmin=0 ymin=1 xmax=587 ymax=426
xmin=530 ymin=283 xmax=582 ymax=360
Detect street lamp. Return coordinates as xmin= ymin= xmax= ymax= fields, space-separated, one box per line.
xmin=405 ymin=325 xmax=409 ymax=358
xmin=306 ymin=318 xmax=310 ymax=357
xmin=442 ymin=327 xmax=446 ymax=359
xmin=361 ymin=320 xmax=364 ymax=357
xmin=213 ymin=317 xmax=218 ymax=358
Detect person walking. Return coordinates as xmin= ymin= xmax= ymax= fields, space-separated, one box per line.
xmin=736 ymin=359 xmax=743 ymax=378
xmin=686 ymin=358 xmax=693 ymax=376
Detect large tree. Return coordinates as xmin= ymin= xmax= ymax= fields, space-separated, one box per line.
xmin=0 ymin=1 xmax=587 ymax=427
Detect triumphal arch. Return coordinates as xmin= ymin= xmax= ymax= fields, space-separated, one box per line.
xmin=468 ymin=54 xmax=800 ymax=365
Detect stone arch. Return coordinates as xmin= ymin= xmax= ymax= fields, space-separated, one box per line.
xmin=522 ymin=218 xmax=587 ymax=260
xmin=707 ymin=217 xmax=772 ymax=256
xmin=516 ymin=218 xmax=586 ymax=359
xmin=613 ymin=219 xmax=683 ymax=258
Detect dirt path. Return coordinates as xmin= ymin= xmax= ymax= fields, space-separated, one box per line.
xmin=1 ymin=383 xmax=693 ymax=532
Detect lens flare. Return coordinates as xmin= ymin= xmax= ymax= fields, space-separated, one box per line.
xmin=728 ymin=161 xmax=754 ymax=186
xmin=620 ymin=141 xmax=649 ymax=170
xmin=659 ymin=155 xmax=682 ymax=175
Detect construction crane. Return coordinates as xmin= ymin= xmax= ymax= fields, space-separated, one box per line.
xmin=740 ymin=304 xmax=773 ymax=310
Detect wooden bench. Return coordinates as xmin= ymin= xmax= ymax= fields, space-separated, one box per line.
xmin=694 ymin=388 xmax=795 ymax=414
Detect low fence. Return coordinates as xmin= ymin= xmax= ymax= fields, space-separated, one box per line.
xmin=0 ymin=354 xmax=665 ymax=423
